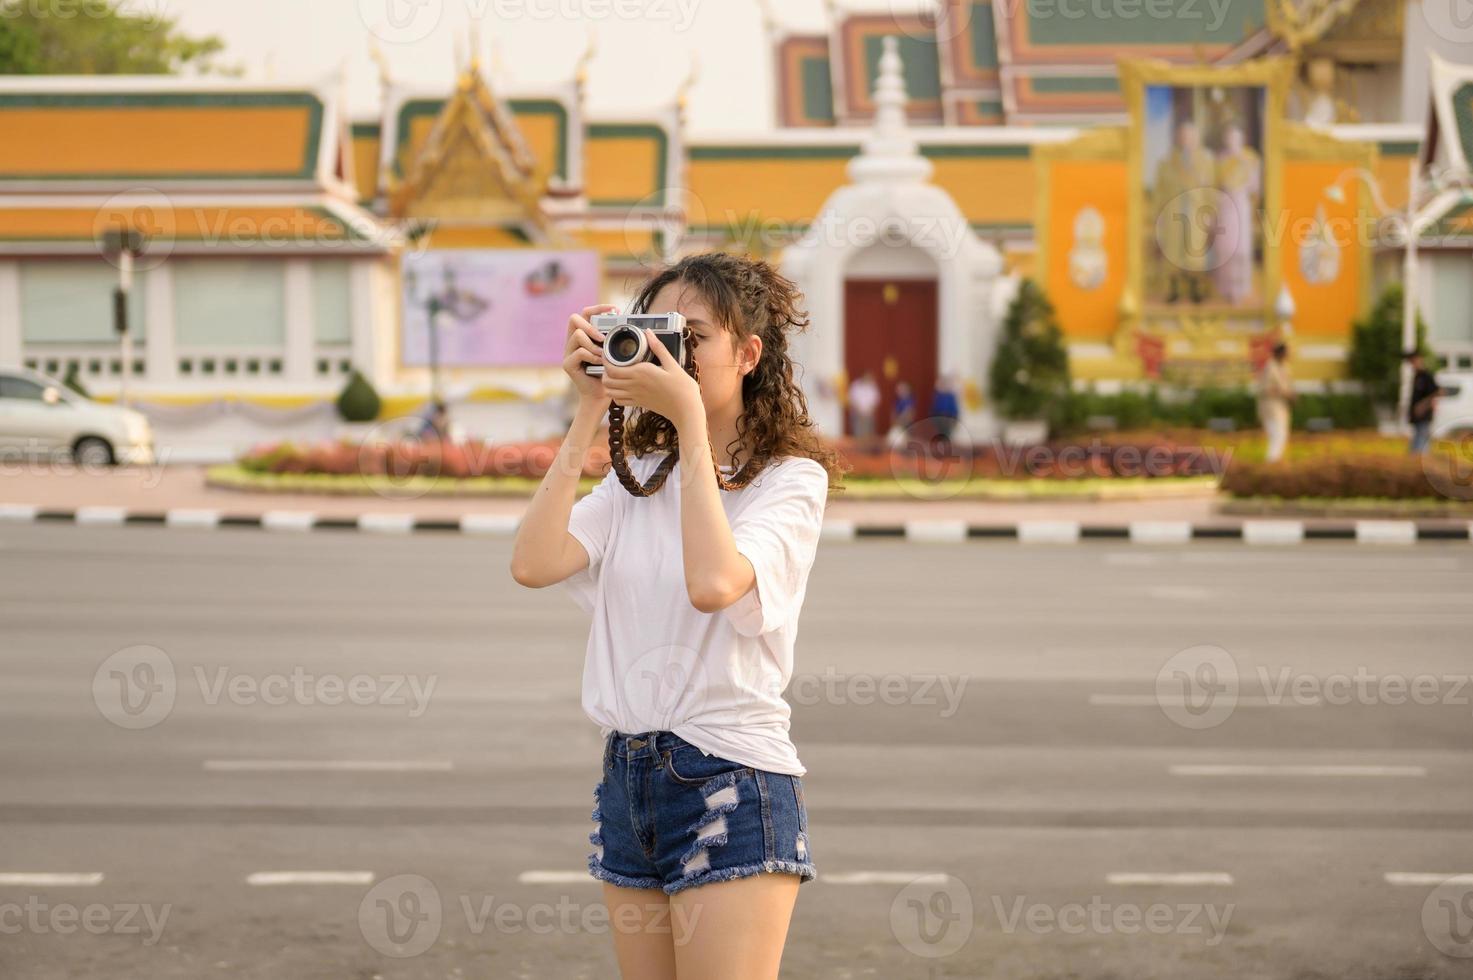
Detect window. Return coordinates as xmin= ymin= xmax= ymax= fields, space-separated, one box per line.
xmin=312 ymin=260 xmax=353 ymax=346
xmin=174 ymin=259 xmax=285 ymax=348
xmin=0 ymin=376 xmax=48 ymax=400
xmin=20 ymin=261 xmax=147 ymax=343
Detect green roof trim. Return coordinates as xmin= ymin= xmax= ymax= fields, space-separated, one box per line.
xmin=1455 ymin=82 xmax=1473 ymax=175
xmin=350 ymin=122 xmax=382 ymax=139
xmin=689 ymin=145 xmax=857 ymax=160
xmin=862 ymin=33 xmax=942 ymax=103
xmin=969 ymin=2 xmax=1000 ymax=70
xmin=1030 ymin=76 xmax=1121 ymax=94
xmin=0 ymin=90 xmax=324 ymax=181
xmin=921 ymin=144 xmax=1031 ymax=158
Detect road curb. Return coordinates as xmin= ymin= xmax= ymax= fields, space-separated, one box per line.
xmin=1 ymin=506 xmax=1469 ymax=543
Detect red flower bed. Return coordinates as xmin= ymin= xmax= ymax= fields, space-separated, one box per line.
xmin=1222 ymin=455 xmax=1469 ymax=500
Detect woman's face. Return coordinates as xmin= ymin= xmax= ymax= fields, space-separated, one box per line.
xmin=645 ymin=280 xmax=761 ymax=418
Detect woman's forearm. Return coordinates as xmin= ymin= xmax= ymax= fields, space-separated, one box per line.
xmin=510 ymin=398 xmax=607 ymax=585
xmin=674 ymin=413 xmax=755 ymax=612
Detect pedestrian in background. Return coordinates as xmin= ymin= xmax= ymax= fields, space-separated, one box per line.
xmin=847 ymin=371 xmax=881 ymax=453
xmin=888 ymin=380 xmax=916 ymax=450
xmin=1257 ymin=342 xmax=1294 ymax=463
xmin=1405 ymin=349 xmax=1440 ymax=456
xmin=930 ymin=373 xmax=960 ymax=454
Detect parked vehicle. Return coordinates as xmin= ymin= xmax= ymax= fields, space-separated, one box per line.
xmin=1433 ymin=369 xmax=1473 ymax=438
xmin=0 ymin=367 xmax=155 ymax=466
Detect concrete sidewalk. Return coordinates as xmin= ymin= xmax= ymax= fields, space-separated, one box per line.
xmin=1 ymin=462 xmax=1233 ymax=524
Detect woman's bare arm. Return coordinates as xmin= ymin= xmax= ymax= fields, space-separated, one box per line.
xmin=509 ymin=304 xmax=615 ymax=588
xmin=672 ymin=413 xmax=757 ymax=613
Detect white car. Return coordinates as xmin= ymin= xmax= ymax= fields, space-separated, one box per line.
xmin=0 ymin=367 xmax=156 ymax=466
xmin=1433 ymin=369 xmax=1473 ymax=438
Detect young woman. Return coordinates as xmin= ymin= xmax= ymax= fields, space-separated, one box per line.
xmin=510 ymin=251 xmax=844 ymax=980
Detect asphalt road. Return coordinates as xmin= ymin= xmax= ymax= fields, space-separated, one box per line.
xmin=2 ymin=524 xmax=1471 ymax=979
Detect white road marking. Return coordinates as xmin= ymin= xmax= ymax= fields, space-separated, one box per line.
xmin=1128 ymin=521 xmax=1193 ymax=544
xmin=820 ymin=519 xmax=857 ymax=541
xmin=1242 ymin=520 xmax=1305 ymax=545
xmin=1018 ymin=520 xmax=1081 ymax=544
xmin=1107 ymin=872 xmax=1234 ymax=886
xmin=460 ymin=514 xmax=519 ymax=535
xmin=1146 ymin=585 xmax=1214 ymax=601
xmin=1169 ymin=764 xmax=1426 ymax=777
xmin=904 ymin=520 xmax=967 ymax=543
xmin=0 ymin=872 xmax=104 ymax=886
xmin=1355 ymin=521 xmax=1418 ymax=545
xmin=1089 ymin=694 xmax=1320 ymax=707
xmin=247 ymin=871 xmax=374 ymax=886
xmin=75 ymin=506 xmax=127 ymax=525
xmin=203 ymin=760 xmax=454 ymax=772
xmin=0 ymin=504 xmax=39 ymax=522
xmin=358 ymin=513 xmax=415 ymax=534
xmin=261 ymin=510 xmax=315 ymax=532
xmin=165 ymin=509 xmax=221 ymax=528
xmin=821 ymin=872 xmax=951 ymax=885
xmin=519 ymin=871 xmax=596 ymax=885
xmin=1385 ymin=872 xmax=1473 ymax=886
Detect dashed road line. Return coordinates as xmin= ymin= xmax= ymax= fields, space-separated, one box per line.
xmin=246 ymin=871 xmax=374 ymax=886
xmin=0 ymin=872 xmax=104 ymax=886
xmin=1168 ymin=764 xmax=1427 ymax=777
xmin=1107 ymin=872 xmax=1235 ymax=886
xmin=203 ymin=760 xmax=454 ymax=773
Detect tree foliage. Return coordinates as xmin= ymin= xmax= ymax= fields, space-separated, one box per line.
xmin=0 ymin=0 xmax=233 ymax=75
xmin=989 ymin=279 xmax=1071 ymax=421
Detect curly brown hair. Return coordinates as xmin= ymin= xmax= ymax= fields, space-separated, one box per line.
xmin=619 ymin=251 xmax=848 ymax=492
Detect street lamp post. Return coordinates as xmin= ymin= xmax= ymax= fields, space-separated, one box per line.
xmin=102 ymin=228 xmax=145 ymax=410
xmin=1325 ymin=164 xmax=1472 ymax=431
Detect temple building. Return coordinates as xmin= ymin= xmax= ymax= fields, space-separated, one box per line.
xmin=0 ymin=0 xmax=1468 ymax=454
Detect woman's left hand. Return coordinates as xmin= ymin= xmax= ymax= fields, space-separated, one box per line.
xmin=601 ymin=329 xmax=703 ymax=429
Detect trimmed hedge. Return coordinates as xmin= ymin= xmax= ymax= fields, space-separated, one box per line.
xmin=1221 ymin=455 xmax=1467 ymax=501
xmin=1048 ymin=387 xmax=1376 ymax=437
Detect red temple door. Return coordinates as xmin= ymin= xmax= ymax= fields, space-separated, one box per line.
xmin=842 ymin=278 xmax=939 ymax=435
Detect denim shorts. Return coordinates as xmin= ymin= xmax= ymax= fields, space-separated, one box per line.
xmin=588 ymin=729 xmax=816 ymax=895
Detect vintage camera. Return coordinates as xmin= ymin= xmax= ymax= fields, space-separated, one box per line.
xmin=582 ymin=312 xmax=688 ymax=377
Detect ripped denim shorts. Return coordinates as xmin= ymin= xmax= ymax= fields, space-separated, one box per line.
xmin=588 ymin=729 xmax=816 ymax=895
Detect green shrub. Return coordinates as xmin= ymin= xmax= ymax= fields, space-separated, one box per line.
xmin=1348 ymin=283 xmax=1431 ymax=411
xmin=990 ymin=279 xmax=1071 ymax=421
xmin=335 ymin=369 xmax=381 ymax=423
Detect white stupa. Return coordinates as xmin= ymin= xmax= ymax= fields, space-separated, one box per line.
xmin=782 ymin=35 xmax=1005 ymax=441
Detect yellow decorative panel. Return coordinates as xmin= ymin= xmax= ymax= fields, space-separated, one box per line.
xmin=685 ymin=157 xmax=849 ymax=230
xmin=929 ymin=158 xmax=1035 ymax=224
xmin=0 ymin=107 xmax=314 ymax=177
xmin=514 ymin=113 xmax=561 ymax=187
xmin=0 ymin=206 xmax=351 ymax=242
xmin=416 ymin=226 xmax=530 ymax=249
xmin=1043 ymin=160 xmax=1128 ymax=341
xmin=1280 ymin=159 xmax=1365 ymax=340
xmin=586 ymin=136 xmax=661 ymax=203
xmin=1373 ymin=155 xmax=1411 ymax=211
xmin=352 ymin=134 xmax=380 ymax=201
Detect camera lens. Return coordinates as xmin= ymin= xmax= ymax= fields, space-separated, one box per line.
xmin=604 ymin=325 xmax=646 ymax=366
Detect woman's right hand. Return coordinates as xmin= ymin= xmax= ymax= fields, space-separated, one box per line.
xmin=564 ymin=304 xmax=616 ymax=405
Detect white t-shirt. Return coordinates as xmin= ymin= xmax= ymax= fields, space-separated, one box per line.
xmin=562 ymin=451 xmax=830 ymax=776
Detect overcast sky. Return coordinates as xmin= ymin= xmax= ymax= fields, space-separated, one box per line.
xmin=160 ymin=0 xmax=932 ymax=133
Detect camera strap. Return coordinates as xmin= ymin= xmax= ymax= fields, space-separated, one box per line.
xmin=606 ymin=330 xmax=765 ymax=497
